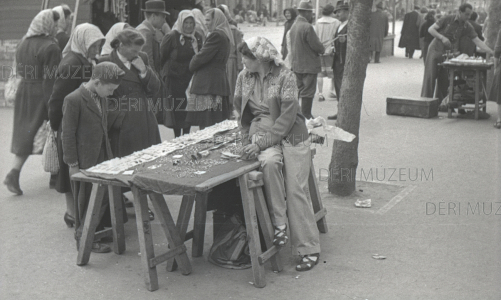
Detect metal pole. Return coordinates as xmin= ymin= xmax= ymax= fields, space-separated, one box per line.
xmin=315 ymin=0 xmax=320 ymax=23
xmin=72 ymin=0 xmax=80 ymax=32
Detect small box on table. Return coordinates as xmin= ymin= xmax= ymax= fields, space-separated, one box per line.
xmin=386 ymin=97 xmax=439 ymax=118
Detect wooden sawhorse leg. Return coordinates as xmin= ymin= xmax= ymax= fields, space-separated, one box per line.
xmin=132 ymin=187 xmax=192 ymax=292
xmin=167 ymin=194 xmax=195 ymax=272
xmin=192 ymin=191 xmax=209 ymax=257
xmin=239 ymin=171 xmax=283 ymax=288
xmin=309 ymin=149 xmax=328 ymax=233
xmin=76 ymin=182 xmax=125 ymax=265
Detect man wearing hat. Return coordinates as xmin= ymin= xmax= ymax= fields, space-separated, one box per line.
xmin=137 ymin=0 xmax=171 ymax=74
xmin=369 ymin=2 xmax=389 ymax=63
xmin=328 ymin=1 xmax=349 ymax=120
xmin=289 ymin=0 xmax=325 ymax=120
xmin=399 ymin=5 xmax=422 ymax=59
xmin=315 ymin=3 xmax=341 ymax=102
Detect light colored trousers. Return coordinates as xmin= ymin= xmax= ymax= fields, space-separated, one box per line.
xmin=256 ymin=140 xmax=321 ymax=256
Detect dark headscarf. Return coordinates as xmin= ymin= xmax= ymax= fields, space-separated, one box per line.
xmin=281 ymin=8 xmax=297 ymax=58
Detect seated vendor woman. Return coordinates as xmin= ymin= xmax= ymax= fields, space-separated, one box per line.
xmin=234 ymin=37 xmax=321 ymax=271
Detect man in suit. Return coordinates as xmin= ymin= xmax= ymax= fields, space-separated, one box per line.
xmin=369 ymin=2 xmax=389 ymax=63
xmin=289 ymin=0 xmax=325 ymax=120
xmin=136 ymin=0 xmax=170 ymax=74
xmin=399 ymin=6 xmax=422 ymax=59
xmin=328 ymin=2 xmax=349 ymax=120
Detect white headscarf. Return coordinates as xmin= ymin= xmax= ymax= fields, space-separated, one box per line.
xmin=206 ymin=8 xmax=235 ymax=46
xmin=172 ymin=10 xmax=199 ymax=53
xmin=25 ymin=9 xmax=57 ymax=38
xmin=192 ymin=8 xmax=209 ymax=38
xmin=62 ymin=23 xmax=105 ymax=59
xmin=52 ymin=5 xmax=71 ymax=33
xmin=101 ymin=22 xmax=129 ymax=56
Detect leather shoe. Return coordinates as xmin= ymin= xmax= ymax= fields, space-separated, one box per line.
xmin=64 ymin=213 xmax=75 ymax=228
xmin=327 ymin=114 xmax=337 ymax=120
xmin=92 ymin=242 xmax=112 ymax=253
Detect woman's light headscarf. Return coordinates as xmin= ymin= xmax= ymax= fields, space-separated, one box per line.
xmin=206 ymin=8 xmax=235 ymax=46
xmin=244 ymin=36 xmax=284 ymax=66
xmin=101 ymin=22 xmax=128 ymax=55
xmin=172 ymin=10 xmax=199 ymax=54
xmin=62 ymin=23 xmax=104 ymax=59
xmin=52 ymin=5 xmax=71 ymax=33
xmin=25 ymin=9 xmax=57 ymax=38
xmin=192 ymin=8 xmax=208 ymax=37
xmin=218 ymin=4 xmax=238 ymax=26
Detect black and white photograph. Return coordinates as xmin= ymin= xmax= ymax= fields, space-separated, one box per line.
xmin=0 ymin=0 xmax=499 ymax=299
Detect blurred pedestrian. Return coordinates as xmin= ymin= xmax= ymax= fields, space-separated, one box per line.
xmin=137 ymin=0 xmax=171 ymax=74
xmin=48 ymin=23 xmax=105 ymax=226
xmin=369 ymin=2 xmax=389 ymax=63
xmin=281 ymin=8 xmax=297 ymax=59
xmin=419 ymin=11 xmax=435 ymax=62
xmin=160 ymin=10 xmax=202 ymax=137
xmin=259 ymin=4 xmax=268 ymax=26
xmin=399 ymin=6 xmax=422 ymax=58
xmin=4 ymin=9 xmax=61 ymax=195
xmin=315 ymin=3 xmax=340 ymax=101
xmin=186 ymin=8 xmax=233 ymax=129
xmin=328 ymin=1 xmax=349 ymax=120
xmin=289 ymin=0 xmax=324 ymax=120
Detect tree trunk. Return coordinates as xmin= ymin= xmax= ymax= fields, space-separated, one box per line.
xmin=328 ymin=0 xmax=373 ymax=196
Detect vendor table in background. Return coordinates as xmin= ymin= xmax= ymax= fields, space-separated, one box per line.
xmin=441 ymin=61 xmax=494 ymax=120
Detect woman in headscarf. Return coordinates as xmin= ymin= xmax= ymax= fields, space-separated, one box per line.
xmin=100 ymin=22 xmax=132 ymax=56
xmin=186 ymin=8 xmax=233 ymax=129
xmin=234 ymin=37 xmax=321 ymax=272
xmin=52 ymin=5 xmax=73 ymax=51
xmin=4 ymin=9 xmax=61 ymax=195
xmin=160 ymin=10 xmax=203 ymax=137
xmin=218 ymin=4 xmax=244 ymax=118
xmin=47 ymin=23 xmax=105 ymax=229
xmin=192 ymin=8 xmax=208 ymax=43
xmin=281 ymin=8 xmax=297 ymax=59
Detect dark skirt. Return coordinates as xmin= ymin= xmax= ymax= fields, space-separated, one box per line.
xmin=50 ymin=125 xmax=72 ymax=193
xmin=11 ymin=80 xmax=48 ymax=155
xmin=489 ymin=62 xmax=501 ymax=104
xmin=185 ymin=95 xmax=230 ymax=129
xmin=162 ymin=76 xmax=191 ymax=129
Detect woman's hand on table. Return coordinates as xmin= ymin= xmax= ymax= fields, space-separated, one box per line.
xmin=242 ymin=144 xmax=260 ymax=160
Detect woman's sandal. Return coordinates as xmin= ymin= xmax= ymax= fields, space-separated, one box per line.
xmin=273 ymin=225 xmax=288 ymax=247
xmin=494 ymin=121 xmax=501 ymax=129
xmin=318 ymin=94 xmax=325 ymax=102
xmin=296 ymin=253 xmax=320 ymax=272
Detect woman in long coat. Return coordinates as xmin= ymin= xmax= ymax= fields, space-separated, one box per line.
xmin=98 ymin=28 xmax=161 ymax=158
xmin=218 ymin=4 xmax=244 ymax=117
xmin=186 ymin=8 xmax=233 ymax=129
xmin=281 ymin=8 xmax=297 ymax=59
xmin=160 ymin=10 xmax=203 ymax=137
xmin=48 ymin=23 xmax=105 ymax=227
xmin=4 ymin=9 xmax=61 ymax=195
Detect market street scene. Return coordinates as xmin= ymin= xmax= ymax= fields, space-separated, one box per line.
xmin=0 ymin=0 xmax=500 ymax=299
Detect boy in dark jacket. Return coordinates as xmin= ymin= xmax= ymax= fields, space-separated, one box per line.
xmin=62 ymin=62 xmax=125 ymax=253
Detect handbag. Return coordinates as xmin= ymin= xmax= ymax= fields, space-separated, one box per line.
xmin=42 ymin=123 xmax=60 ymax=174
xmin=32 ymin=120 xmax=49 ymax=154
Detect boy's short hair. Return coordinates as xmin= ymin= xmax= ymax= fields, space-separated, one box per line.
xmin=92 ymin=62 xmax=125 ymax=85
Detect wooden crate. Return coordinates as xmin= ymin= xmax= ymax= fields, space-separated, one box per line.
xmin=386 ymin=96 xmax=440 ymax=118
